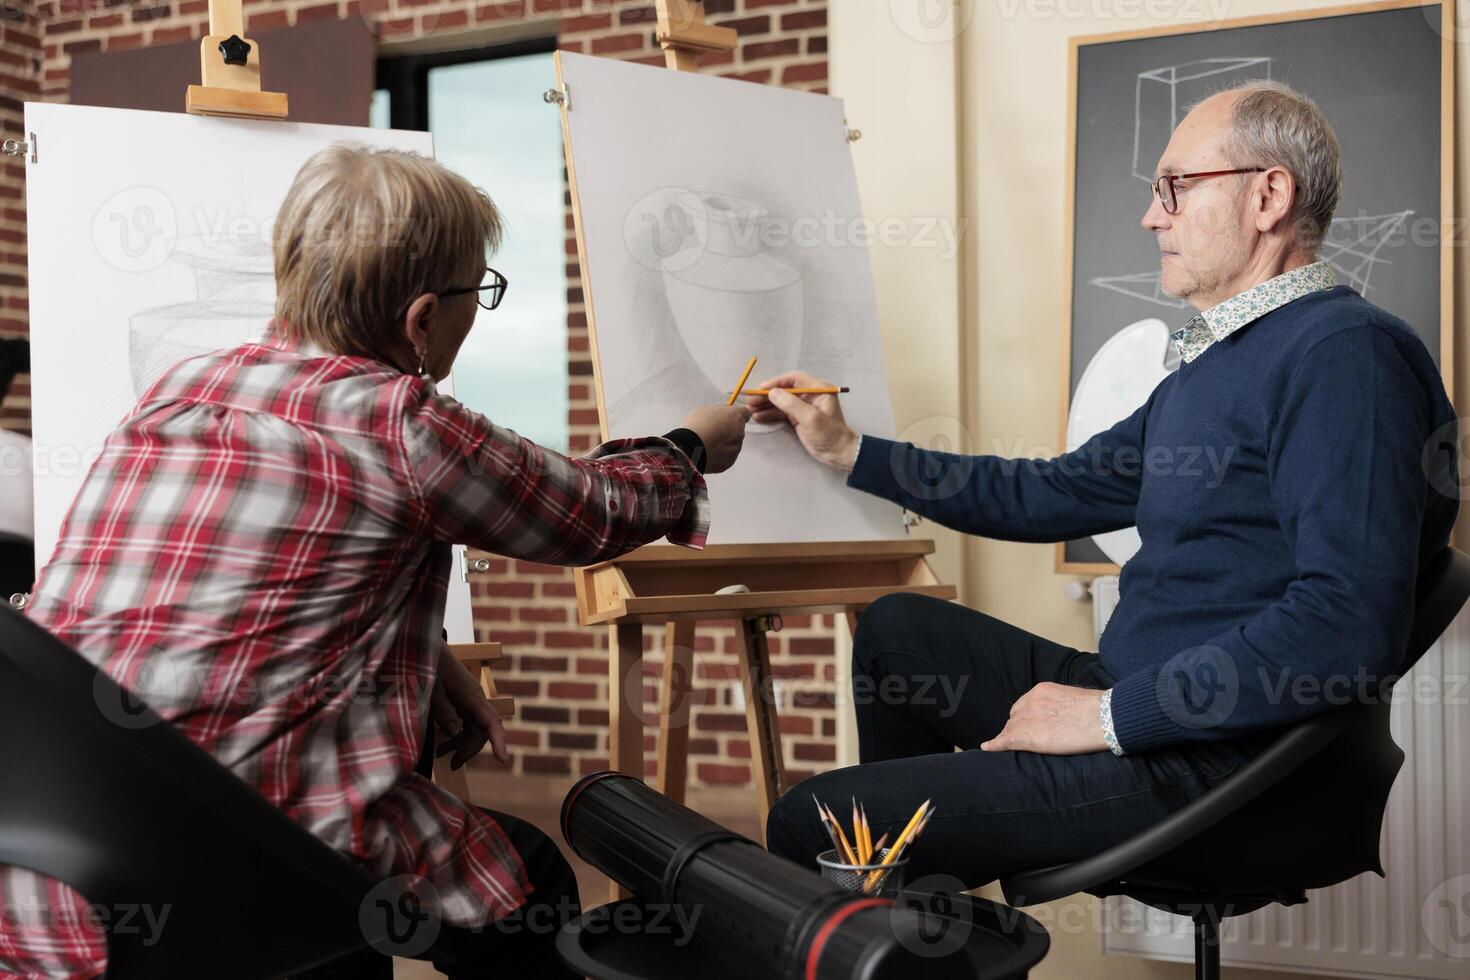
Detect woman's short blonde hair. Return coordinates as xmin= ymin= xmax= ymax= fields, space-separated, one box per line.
xmin=272 ymin=143 xmax=503 ymax=364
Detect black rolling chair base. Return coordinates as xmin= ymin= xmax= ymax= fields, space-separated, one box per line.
xmin=1096 ymin=887 xmax=1307 ymax=980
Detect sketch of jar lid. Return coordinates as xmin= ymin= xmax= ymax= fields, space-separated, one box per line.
xmin=126 ymin=233 xmax=275 ymax=403
xmin=169 ymin=233 xmax=276 ymax=305
xmin=660 ymin=192 xmax=801 ymax=292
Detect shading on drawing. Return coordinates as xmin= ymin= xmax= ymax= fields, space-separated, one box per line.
xmin=127 ymin=235 xmax=274 ymax=401
xmin=611 ymin=188 xmax=816 ymax=469
xmin=557 ymin=51 xmax=905 ymax=544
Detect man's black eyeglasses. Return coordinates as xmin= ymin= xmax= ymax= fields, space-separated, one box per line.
xmin=439 ymin=266 xmax=508 ymax=311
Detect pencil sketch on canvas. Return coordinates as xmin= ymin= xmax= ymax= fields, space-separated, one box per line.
xmin=127 ymin=235 xmax=275 ymax=402
xmin=612 ymin=186 xmax=828 ymax=473
xmin=557 ymin=51 xmax=906 ymax=544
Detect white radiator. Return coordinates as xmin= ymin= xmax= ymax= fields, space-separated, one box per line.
xmin=1088 ymin=576 xmax=1470 ymax=978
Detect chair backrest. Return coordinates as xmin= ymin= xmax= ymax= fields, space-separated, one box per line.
xmin=1002 ymin=546 xmax=1470 ymax=907
xmin=0 ymin=606 xmax=388 ymax=978
xmin=0 ymin=531 xmax=33 ymax=600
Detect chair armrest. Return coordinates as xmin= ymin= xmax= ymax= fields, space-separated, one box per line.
xmin=448 ymin=642 xmax=504 ymax=665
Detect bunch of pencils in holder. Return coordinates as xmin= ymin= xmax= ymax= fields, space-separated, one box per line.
xmin=814 ymin=795 xmax=935 ymax=895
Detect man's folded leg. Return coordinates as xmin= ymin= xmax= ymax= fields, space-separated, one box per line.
xmin=765 ymin=736 xmax=1261 ymax=888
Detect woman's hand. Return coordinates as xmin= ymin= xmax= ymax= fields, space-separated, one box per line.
xmin=744 ymin=371 xmax=861 ymax=473
xmin=432 ymin=644 xmax=510 ymax=769
xmin=680 ymin=404 xmax=752 ymax=474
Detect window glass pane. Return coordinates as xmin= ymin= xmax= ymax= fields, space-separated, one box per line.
xmin=369 ymin=88 xmax=391 ymax=129
xmin=428 ymin=53 xmax=569 ymax=453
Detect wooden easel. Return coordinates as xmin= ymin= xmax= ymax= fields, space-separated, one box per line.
xmin=181 ymin=8 xmax=513 ymax=800
xmin=555 ymin=0 xmax=957 ymax=901
xmin=185 ymin=0 xmax=288 ymax=119
xmin=430 ymin=642 xmax=518 ymax=800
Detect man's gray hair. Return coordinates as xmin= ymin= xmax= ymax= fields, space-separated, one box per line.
xmin=1196 ymin=79 xmax=1342 ymax=250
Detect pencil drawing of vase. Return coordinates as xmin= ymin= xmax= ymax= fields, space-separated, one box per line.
xmin=127 ymin=234 xmax=274 ymax=400
xmin=660 ymin=193 xmax=803 ymax=408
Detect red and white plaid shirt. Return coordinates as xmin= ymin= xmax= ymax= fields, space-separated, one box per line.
xmin=1 ymin=332 xmax=708 ymax=977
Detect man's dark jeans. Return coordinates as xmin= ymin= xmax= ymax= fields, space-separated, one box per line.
xmin=765 ymin=593 xmax=1274 ymax=887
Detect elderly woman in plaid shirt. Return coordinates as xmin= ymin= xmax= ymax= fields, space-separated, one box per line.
xmin=1 ymin=145 xmax=750 ymax=979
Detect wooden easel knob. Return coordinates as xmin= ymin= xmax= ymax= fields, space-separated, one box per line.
xmin=218 ymin=35 xmax=251 ymax=67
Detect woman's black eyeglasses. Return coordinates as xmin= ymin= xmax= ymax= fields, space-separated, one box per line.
xmin=439 ymin=266 xmax=508 ymax=311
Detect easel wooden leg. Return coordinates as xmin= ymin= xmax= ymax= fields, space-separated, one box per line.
xmin=656 ymin=620 xmax=696 ymax=806
xmin=736 ymin=616 xmax=786 ymax=845
xmin=837 ymin=609 xmax=866 ymax=767
xmin=607 ymin=621 xmax=644 ymax=902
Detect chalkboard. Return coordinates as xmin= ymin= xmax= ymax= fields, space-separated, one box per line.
xmin=1060 ymin=0 xmax=1452 ymax=570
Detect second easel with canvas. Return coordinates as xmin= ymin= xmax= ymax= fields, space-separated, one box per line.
xmin=554 ymin=0 xmax=957 ymax=904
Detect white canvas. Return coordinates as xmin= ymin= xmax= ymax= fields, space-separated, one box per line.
xmin=23 ymin=103 xmax=475 ymax=640
xmin=556 ymin=52 xmax=906 ymax=544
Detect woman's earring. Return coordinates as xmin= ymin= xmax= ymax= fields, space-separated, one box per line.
xmin=417 ymin=351 xmax=427 ymax=376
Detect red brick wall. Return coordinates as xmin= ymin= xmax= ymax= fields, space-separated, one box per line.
xmin=4 ymin=0 xmax=839 ymax=789
xmin=0 ymin=1 xmax=38 ymax=436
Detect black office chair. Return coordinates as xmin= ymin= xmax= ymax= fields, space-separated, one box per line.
xmin=0 ymin=530 xmax=33 ymax=602
xmin=1000 ymin=545 xmax=1470 ymax=980
xmin=0 ymin=604 xmax=404 ymax=978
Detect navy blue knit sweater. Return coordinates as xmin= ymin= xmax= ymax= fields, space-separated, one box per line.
xmin=849 ymin=285 xmax=1458 ymax=753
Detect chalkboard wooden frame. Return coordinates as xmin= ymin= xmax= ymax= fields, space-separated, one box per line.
xmin=1056 ymin=0 xmax=1456 ymax=575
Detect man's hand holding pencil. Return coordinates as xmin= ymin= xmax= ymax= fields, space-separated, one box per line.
xmin=745 ymin=369 xmax=861 ymax=474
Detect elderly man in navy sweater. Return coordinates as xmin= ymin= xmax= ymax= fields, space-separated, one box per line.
xmin=752 ymin=80 xmax=1459 ymax=884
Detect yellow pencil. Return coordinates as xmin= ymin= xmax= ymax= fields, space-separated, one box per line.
xmin=815 ymin=798 xmax=854 ymax=865
xmin=864 ymin=805 xmax=934 ymax=899
xmin=863 ymin=800 xmax=930 ymax=889
xmin=859 ymin=804 xmax=873 ymax=864
xmin=859 ymin=832 xmax=891 ymax=894
xmin=728 ymin=356 xmax=757 ymax=406
xmin=823 ymin=803 xmax=859 ymax=865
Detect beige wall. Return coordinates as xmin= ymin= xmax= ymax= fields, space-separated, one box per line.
xmin=835 ymin=1 xmax=1466 ymax=977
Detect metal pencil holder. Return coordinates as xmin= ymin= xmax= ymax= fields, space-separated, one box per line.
xmin=816 ymin=847 xmax=907 ymax=898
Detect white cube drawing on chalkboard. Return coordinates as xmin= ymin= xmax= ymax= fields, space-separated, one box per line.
xmin=1132 ymin=57 xmax=1272 ymax=180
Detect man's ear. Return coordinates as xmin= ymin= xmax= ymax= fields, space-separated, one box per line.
xmin=401 ymin=292 xmax=439 ymax=360
xmin=1255 ymin=166 xmax=1297 ymax=235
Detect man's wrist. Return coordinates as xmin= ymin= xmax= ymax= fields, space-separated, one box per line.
xmin=828 ymin=430 xmax=861 ymax=474
xmin=1100 ymin=688 xmax=1124 ymax=756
